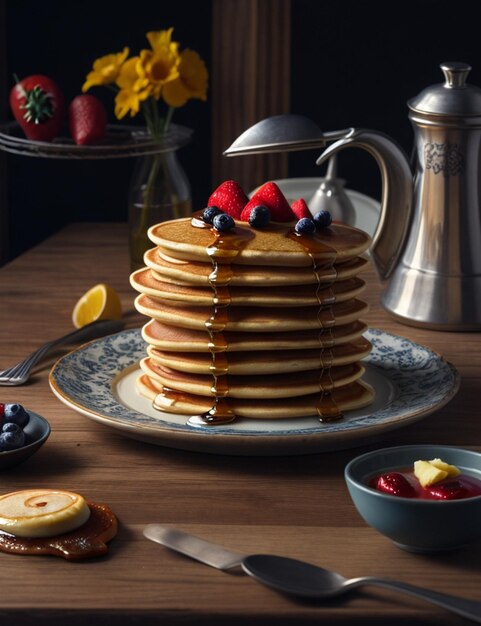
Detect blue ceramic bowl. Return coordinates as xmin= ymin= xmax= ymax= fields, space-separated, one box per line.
xmin=0 ymin=410 xmax=51 ymax=470
xmin=345 ymin=445 xmax=481 ymax=553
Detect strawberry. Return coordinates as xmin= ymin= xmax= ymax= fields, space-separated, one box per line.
xmin=9 ymin=74 xmax=64 ymax=142
xmin=69 ymin=94 xmax=107 ymax=145
xmin=241 ymin=182 xmax=294 ymax=222
xmin=291 ymin=198 xmax=311 ymax=220
xmin=207 ymin=181 xmax=248 ymax=219
xmin=373 ymin=472 xmax=416 ymax=498
xmin=428 ymin=481 xmax=470 ymax=500
xmin=239 ymin=197 xmax=264 ymax=222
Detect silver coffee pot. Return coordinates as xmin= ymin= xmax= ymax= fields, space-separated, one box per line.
xmin=225 ymin=62 xmax=481 ymax=330
xmin=316 ymin=61 xmax=481 ymax=330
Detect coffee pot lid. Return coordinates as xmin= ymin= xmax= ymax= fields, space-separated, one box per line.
xmin=408 ymin=62 xmax=481 ymax=116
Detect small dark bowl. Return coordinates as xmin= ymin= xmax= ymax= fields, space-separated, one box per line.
xmin=0 ymin=410 xmax=51 ymax=470
xmin=345 ymin=445 xmax=481 ymax=553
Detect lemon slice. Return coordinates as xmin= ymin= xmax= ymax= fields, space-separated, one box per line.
xmin=0 ymin=489 xmax=91 ymax=538
xmin=72 ymin=283 xmax=122 ymax=328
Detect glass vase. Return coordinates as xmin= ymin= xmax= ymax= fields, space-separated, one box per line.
xmin=128 ymin=126 xmax=193 ymax=271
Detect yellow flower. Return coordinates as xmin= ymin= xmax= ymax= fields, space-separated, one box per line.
xmin=114 ymin=57 xmax=151 ymax=119
xmin=138 ymin=48 xmax=179 ymax=100
xmin=143 ymin=28 xmax=181 ymax=99
xmin=146 ymin=28 xmax=179 ymax=58
xmin=163 ymin=49 xmax=208 ymax=108
xmin=82 ymin=47 xmax=129 ymax=92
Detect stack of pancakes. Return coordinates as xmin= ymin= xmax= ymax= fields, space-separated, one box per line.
xmin=130 ymin=216 xmax=374 ymax=424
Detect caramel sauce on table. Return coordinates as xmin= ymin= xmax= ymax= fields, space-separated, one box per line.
xmin=0 ymin=502 xmax=117 ymax=560
xmin=153 ymin=215 xmax=345 ymax=425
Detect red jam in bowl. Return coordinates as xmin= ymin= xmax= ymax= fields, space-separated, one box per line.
xmin=369 ymin=470 xmax=481 ymax=500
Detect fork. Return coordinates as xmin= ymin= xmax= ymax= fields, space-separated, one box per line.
xmin=0 ymin=319 xmax=124 ymax=386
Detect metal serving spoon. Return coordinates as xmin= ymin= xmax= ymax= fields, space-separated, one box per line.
xmin=144 ymin=525 xmax=481 ymax=623
xmin=223 ymin=113 xmax=353 ymax=156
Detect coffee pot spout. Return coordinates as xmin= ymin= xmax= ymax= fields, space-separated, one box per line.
xmin=316 ymin=129 xmax=413 ymax=280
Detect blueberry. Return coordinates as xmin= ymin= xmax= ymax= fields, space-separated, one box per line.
xmin=313 ymin=210 xmax=332 ymax=229
xmin=0 ymin=428 xmax=25 ymax=451
xmin=2 ymin=422 xmax=22 ymax=433
xmin=248 ymin=205 xmax=271 ymax=228
xmin=213 ymin=213 xmax=235 ymax=232
xmin=295 ymin=218 xmax=316 ymax=235
xmin=203 ymin=206 xmax=223 ymax=224
xmin=4 ymin=403 xmax=29 ymax=428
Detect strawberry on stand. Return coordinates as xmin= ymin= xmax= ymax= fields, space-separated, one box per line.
xmin=9 ymin=74 xmax=64 ymax=142
xmin=68 ymin=94 xmax=107 ymax=145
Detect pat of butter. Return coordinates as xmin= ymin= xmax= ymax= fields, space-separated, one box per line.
xmin=414 ymin=460 xmax=448 ymax=487
xmin=429 ymin=458 xmax=461 ymax=478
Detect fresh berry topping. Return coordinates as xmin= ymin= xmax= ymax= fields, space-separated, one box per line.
xmin=240 ymin=198 xmax=260 ymax=222
xmin=0 ymin=403 xmax=4 ymax=419
xmin=248 ymin=205 xmax=271 ymax=228
xmin=213 ymin=213 xmax=235 ymax=232
xmin=243 ymin=182 xmax=294 ymax=222
xmin=314 ymin=210 xmax=332 ymax=229
xmin=291 ymin=198 xmax=311 ymax=220
xmin=4 ymin=403 xmax=29 ymax=428
xmin=203 ymin=206 xmax=223 ymax=224
xmin=428 ymin=481 xmax=471 ymax=500
xmin=207 ymin=181 xmax=248 ymax=219
xmin=373 ymin=472 xmax=416 ymax=498
xmin=295 ymin=218 xmax=316 ymax=235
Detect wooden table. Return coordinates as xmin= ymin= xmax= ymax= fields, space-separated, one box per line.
xmin=0 ymin=223 xmax=479 ymax=625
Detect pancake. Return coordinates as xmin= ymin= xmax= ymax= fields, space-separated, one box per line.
xmin=139 ymin=357 xmax=365 ymax=399
xmin=148 ymin=217 xmax=371 ymax=266
xmin=141 ymin=319 xmax=369 ymax=352
xmin=135 ymin=294 xmax=369 ymax=332
xmin=131 ymin=268 xmax=366 ymax=307
xmin=137 ymin=374 xmax=375 ymax=419
xmin=144 ymin=246 xmax=369 ymax=287
xmin=131 ymin=189 xmax=374 ymax=425
xmin=146 ymin=337 xmax=372 ymax=374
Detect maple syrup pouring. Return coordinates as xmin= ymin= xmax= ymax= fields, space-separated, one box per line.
xmin=287 ymin=230 xmax=343 ymax=422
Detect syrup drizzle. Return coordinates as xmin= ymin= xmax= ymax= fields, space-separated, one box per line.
xmin=153 ymin=213 xmax=254 ymax=427
xmin=287 ymin=230 xmax=343 ymax=422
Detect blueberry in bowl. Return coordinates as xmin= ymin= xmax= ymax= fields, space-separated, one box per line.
xmin=0 ymin=403 xmax=50 ymax=470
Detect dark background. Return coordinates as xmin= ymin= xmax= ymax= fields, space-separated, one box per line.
xmin=3 ymin=0 xmax=481 ymax=261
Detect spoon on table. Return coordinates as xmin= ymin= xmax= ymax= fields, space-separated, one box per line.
xmin=144 ymin=525 xmax=481 ymax=624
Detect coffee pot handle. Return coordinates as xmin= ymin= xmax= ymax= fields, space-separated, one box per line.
xmin=316 ymin=129 xmax=413 ymax=280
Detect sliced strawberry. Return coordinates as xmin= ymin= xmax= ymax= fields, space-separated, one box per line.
xmin=245 ymin=182 xmax=294 ymax=222
xmin=291 ymin=198 xmax=311 ymax=220
xmin=207 ymin=181 xmax=248 ymax=219
xmin=373 ymin=472 xmax=416 ymax=498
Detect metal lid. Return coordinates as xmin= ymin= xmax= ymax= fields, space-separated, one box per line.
xmin=408 ymin=62 xmax=481 ymax=116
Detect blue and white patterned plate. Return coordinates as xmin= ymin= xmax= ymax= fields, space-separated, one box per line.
xmin=49 ymin=328 xmax=460 ymax=456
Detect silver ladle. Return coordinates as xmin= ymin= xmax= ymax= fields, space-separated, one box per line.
xmin=223 ymin=114 xmax=356 ymax=223
xmin=223 ymin=113 xmax=353 ymax=156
